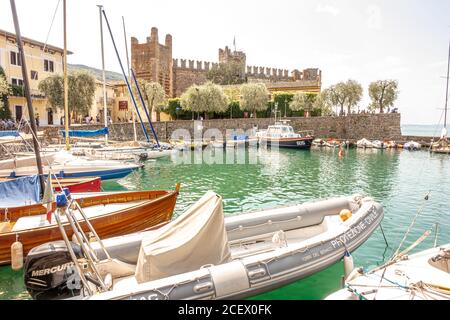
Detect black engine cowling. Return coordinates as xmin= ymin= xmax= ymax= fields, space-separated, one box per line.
xmin=24 ymin=241 xmax=83 ymax=300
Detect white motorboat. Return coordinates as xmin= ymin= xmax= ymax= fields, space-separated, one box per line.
xmin=312 ymin=139 xmax=326 ymax=147
xmin=357 ymin=138 xmax=373 ymax=149
xmin=0 ymin=151 xmax=142 ymax=180
xmin=403 ymin=141 xmax=421 ymax=151
xmin=325 ymin=243 xmax=450 ymax=300
xmin=24 ymin=192 xmax=384 ymax=300
xmin=371 ymin=140 xmax=387 ymax=149
xmin=256 ymin=121 xmax=313 ymax=149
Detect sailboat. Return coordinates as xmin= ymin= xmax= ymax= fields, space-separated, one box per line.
xmin=431 ymin=41 xmax=450 ymax=154
xmin=325 ymin=241 xmax=450 ymax=300
xmin=45 ymin=9 xmax=174 ymax=161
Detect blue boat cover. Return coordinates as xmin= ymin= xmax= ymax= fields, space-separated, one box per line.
xmin=0 ymin=175 xmax=41 ymax=207
xmin=0 ymin=131 xmax=20 ymax=137
xmin=60 ymin=127 xmax=109 ymax=137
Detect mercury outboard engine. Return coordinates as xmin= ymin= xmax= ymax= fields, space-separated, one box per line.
xmin=24 ymin=240 xmax=83 ymax=300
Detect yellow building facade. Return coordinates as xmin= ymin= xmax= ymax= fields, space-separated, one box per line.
xmin=0 ymin=28 xmax=68 ymax=125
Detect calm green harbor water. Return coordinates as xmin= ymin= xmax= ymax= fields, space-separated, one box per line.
xmin=1 ymin=147 xmax=449 ymax=300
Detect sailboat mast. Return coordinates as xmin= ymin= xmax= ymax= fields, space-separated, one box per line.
xmin=63 ymin=0 xmax=70 ymax=150
xmin=98 ymin=5 xmax=108 ymax=144
xmin=444 ymin=40 xmax=450 ymax=130
xmin=9 ymin=0 xmax=45 ymax=192
xmin=122 ymin=16 xmax=137 ymax=142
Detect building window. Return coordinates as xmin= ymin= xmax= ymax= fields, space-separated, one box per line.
xmin=10 ymin=51 xmax=21 ymax=66
xmin=44 ymin=59 xmax=54 ymax=72
xmin=31 ymin=70 xmax=38 ymax=80
xmin=12 ymin=78 xmax=24 ymax=86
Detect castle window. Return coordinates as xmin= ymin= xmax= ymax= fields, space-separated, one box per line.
xmin=31 ymin=70 xmax=39 ymax=80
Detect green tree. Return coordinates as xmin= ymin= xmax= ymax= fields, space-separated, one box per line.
xmin=206 ymin=61 xmax=245 ymax=85
xmin=180 ymin=82 xmax=229 ymax=119
xmin=289 ymin=92 xmax=317 ymax=116
xmin=38 ymin=71 xmax=95 ymax=122
xmin=166 ymin=98 xmax=191 ymax=120
xmin=136 ymin=80 xmax=167 ymax=122
xmin=327 ymin=80 xmax=363 ymax=116
xmin=273 ymin=92 xmax=294 ymax=117
xmin=239 ymin=83 xmax=269 ymax=118
xmin=0 ymin=67 xmax=12 ymax=119
xmin=368 ymin=80 xmax=399 ymax=113
xmin=38 ymin=74 xmax=64 ymax=110
xmin=313 ymin=89 xmax=333 ymax=116
xmin=68 ymin=72 xmax=96 ymax=119
xmin=345 ymin=80 xmax=363 ymax=115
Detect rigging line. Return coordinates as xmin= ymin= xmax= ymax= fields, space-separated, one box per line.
xmin=42 ymin=0 xmax=61 ymax=53
xmin=390 ymin=192 xmax=431 ymax=261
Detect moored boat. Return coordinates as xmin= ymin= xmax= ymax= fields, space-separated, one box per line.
xmin=371 ymin=140 xmax=387 ymax=149
xmin=325 ymin=243 xmax=450 ymax=300
xmin=0 ymin=176 xmax=101 ymax=193
xmin=403 ymin=141 xmax=421 ymax=151
xmin=23 ymin=192 xmax=384 ymax=300
xmin=356 ymin=138 xmax=373 ymax=149
xmin=0 ymin=186 xmax=180 ymax=266
xmin=256 ymin=121 xmax=313 ymax=150
xmin=326 ymin=140 xmax=341 ymax=148
xmin=312 ymin=138 xmax=326 ymax=147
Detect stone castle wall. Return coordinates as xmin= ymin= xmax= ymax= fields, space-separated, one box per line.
xmin=131 ymin=28 xmax=322 ymax=98
xmin=172 ymin=59 xmax=211 ymax=97
xmin=48 ymin=114 xmax=402 ymax=143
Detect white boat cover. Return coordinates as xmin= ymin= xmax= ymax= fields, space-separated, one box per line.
xmin=135 ymin=191 xmax=231 ymax=283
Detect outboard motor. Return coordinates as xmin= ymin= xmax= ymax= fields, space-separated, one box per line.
xmin=24 ymin=241 xmax=82 ymax=300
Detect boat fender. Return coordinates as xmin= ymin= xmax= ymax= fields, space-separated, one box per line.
xmin=345 ymin=267 xmax=363 ymax=283
xmin=104 ymin=273 xmax=113 ymax=290
xmin=339 ymin=209 xmax=352 ymax=222
xmin=56 ymin=193 xmax=68 ymax=208
xmin=11 ymin=237 xmax=24 ymax=271
xmin=343 ymin=251 xmax=354 ymax=279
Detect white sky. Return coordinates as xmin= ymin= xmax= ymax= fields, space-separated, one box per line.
xmin=1 ymin=0 xmax=449 ymax=124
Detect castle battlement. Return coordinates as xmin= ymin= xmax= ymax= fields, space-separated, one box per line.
xmin=131 ymin=26 xmax=322 ymax=98
xmin=246 ymin=66 xmax=290 ymax=79
xmin=172 ymin=58 xmax=217 ymax=72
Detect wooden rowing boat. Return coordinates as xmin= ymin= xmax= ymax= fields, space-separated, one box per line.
xmin=0 ymin=187 xmax=179 ymax=265
xmin=0 ymin=176 xmax=102 ymax=193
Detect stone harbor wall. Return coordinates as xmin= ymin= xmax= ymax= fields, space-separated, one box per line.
xmin=43 ymin=113 xmax=403 ymax=143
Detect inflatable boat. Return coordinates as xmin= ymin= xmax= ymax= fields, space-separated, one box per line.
xmin=24 ymin=192 xmax=384 ymax=300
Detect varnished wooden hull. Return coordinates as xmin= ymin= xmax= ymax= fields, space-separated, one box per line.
xmin=0 ymin=190 xmax=178 ymax=265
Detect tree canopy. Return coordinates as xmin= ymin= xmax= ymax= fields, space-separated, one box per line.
xmin=38 ymin=71 xmax=96 ymax=117
xmin=0 ymin=67 xmax=12 ymax=119
xmin=290 ymin=92 xmax=316 ymax=114
xmin=313 ymin=90 xmax=333 ymax=116
xmin=368 ymin=80 xmax=399 ymax=113
xmin=180 ymin=82 xmax=229 ymax=118
xmin=206 ymin=61 xmax=246 ymax=85
xmin=135 ymin=80 xmax=167 ymax=121
xmin=239 ymin=83 xmax=269 ymax=118
xmin=327 ymin=80 xmax=363 ymax=115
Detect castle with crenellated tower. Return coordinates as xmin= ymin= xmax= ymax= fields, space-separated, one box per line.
xmin=131 ymin=27 xmax=322 ymax=98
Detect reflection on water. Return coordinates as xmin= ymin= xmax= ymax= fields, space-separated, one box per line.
xmin=1 ymin=147 xmax=449 ymax=300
